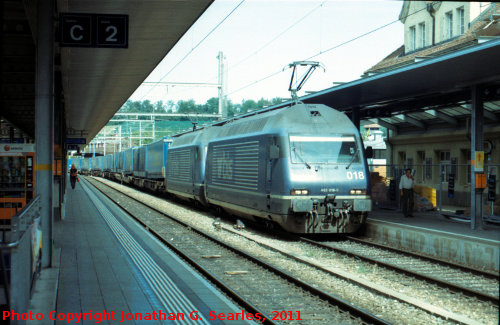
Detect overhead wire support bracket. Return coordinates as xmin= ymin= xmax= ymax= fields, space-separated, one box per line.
xmin=285 ymin=61 xmax=325 ymax=103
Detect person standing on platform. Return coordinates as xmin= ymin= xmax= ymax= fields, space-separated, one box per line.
xmin=399 ymin=168 xmax=415 ymax=217
xmin=69 ymin=164 xmax=78 ymax=189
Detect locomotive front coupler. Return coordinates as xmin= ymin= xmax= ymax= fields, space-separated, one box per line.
xmin=322 ymin=194 xmax=336 ymax=222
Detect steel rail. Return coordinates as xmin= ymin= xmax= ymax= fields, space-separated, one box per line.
xmin=300 ymin=236 xmax=499 ymax=304
xmin=88 ymin=177 xmax=390 ymax=325
xmin=345 ymin=235 xmax=499 ymax=279
xmin=85 ymin=177 xmax=276 ymax=325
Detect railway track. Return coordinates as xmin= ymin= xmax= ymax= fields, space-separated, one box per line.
xmin=344 ymin=235 xmax=499 ymax=278
xmin=86 ymin=177 xmax=388 ymax=325
xmin=213 ymin=228 xmax=497 ymax=325
xmin=87 ymin=176 xmax=498 ymax=325
xmin=312 ymin=235 xmax=500 ymax=303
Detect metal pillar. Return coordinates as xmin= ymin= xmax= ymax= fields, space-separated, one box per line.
xmin=103 ymin=128 xmax=106 ymax=155
xmin=217 ymin=51 xmax=227 ymax=119
xmin=35 ymin=0 xmax=54 ymax=267
xmin=351 ymin=107 xmax=360 ymax=130
xmin=470 ymin=86 xmax=484 ymax=230
xmin=152 ymin=120 xmax=155 ymax=141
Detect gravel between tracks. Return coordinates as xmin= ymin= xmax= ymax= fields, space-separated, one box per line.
xmin=90 ymin=177 xmax=498 ymax=325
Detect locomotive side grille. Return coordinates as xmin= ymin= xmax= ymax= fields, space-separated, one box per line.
xmin=167 ymin=149 xmax=192 ymax=182
xmin=212 ymin=141 xmax=260 ymax=191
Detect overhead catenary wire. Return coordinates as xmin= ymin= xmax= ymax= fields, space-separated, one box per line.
xmin=158 ymin=0 xmax=328 ymax=102
xmin=229 ymin=1 xmax=327 ymax=73
xmin=137 ymin=1 xmax=436 ymax=102
xmin=228 ymin=2 xmax=436 ymax=97
xmin=139 ymin=0 xmax=246 ymax=101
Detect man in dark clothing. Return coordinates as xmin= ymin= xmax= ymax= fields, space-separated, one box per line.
xmin=70 ymin=164 xmax=78 ymax=189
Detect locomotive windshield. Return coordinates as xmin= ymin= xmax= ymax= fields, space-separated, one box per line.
xmin=289 ymin=135 xmax=360 ymax=165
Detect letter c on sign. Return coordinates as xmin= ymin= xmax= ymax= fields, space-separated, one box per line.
xmin=70 ymin=25 xmax=84 ymax=40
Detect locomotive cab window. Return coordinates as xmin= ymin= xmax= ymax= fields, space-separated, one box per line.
xmin=289 ymin=135 xmax=360 ymax=164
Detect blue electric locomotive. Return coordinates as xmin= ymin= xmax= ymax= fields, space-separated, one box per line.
xmin=166 ymin=127 xmax=220 ymax=205
xmin=84 ymin=103 xmax=371 ymax=234
xmin=204 ymin=103 xmax=371 ymax=234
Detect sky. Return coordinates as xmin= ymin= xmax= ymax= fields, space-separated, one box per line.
xmin=129 ymin=0 xmax=404 ymax=106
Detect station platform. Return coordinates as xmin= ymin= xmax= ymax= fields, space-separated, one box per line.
xmin=27 ymin=178 xmax=251 ymax=325
xmin=365 ymin=207 xmax=500 ymax=272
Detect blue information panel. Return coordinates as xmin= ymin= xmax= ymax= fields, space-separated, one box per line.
xmin=66 ymin=138 xmax=86 ymax=145
xmin=60 ymin=13 xmax=128 ymax=48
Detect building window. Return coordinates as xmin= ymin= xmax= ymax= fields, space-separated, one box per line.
xmin=440 ymin=151 xmax=450 ymax=161
xmin=398 ymin=151 xmax=406 ymax=166
xmin=409 ymin=26 xmax=416 ymax=51
xmin=445 ymin=11 xmax=453 ymax=39
xmin=425 ymin=157 xmax=432 ymax=180
xmin=440 ymin=150 xmax=451 ymax=181
xmin=407 ymin=158 xmax=414 ymax=169
xmin=451 ymin=157 xmax=457 ymax=181
xmin=418 ymin=22 xmax=426 ymax=48
xmin=417 ymin=151 xmax=425 ymax=182
xmin=457 ymin=7 xmax=465 ymax=35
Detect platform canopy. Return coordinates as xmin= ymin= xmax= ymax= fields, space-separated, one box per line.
xmin=298 ymin=39 xmax=500 ymax=134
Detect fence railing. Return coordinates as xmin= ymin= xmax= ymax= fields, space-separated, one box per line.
xmin=368 ymin=163 xmax=499 ymax=223
xmin=0 ymin=196 xmax=41 ymax=324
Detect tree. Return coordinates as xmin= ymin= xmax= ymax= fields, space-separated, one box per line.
xmin=204 ymin=97 xmax=219 ymax=114
xmin=177 ymin=100 xmax=198 ymax=114
xmin=165 ymin=100 xmax=175 ymax=113
xmin=256 ymin=98 xmax=272 ymax=109
xmin=130 ymin=100 xmax=142 ymax=112
xmin=240 ymin=99 xmax=257 ymax=114
xmin=118 ymin=100 xmax=133 ymax=112
xmin=154 ymin=100 xmax=164 ymax=112
xmin=271 ymin=97 xmax=284 ymax=105
xmin=226 ymin=100 xmax=237 ymax=117
xmin=141 ymin=100 xmax=154 ymax=113
xmin=116 ymin=96 xmax=283 ymax=119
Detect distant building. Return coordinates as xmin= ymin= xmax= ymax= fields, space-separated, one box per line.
xmin=363 ymin=1 xmax=500 ymax=208
xmin=365 ymin=2 xmax=500 ymax=76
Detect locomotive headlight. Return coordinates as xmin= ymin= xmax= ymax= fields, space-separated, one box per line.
xmin=290 ymin=189 xmax=309 ymax=195
xmin=350 ymin=189 xmax=366 ymax=195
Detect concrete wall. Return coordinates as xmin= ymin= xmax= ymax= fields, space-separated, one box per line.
xmin=364 ymin=219 xmax=499 ymax=271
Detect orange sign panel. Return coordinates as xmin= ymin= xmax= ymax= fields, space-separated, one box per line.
xmin=475 ymin=151 xmax=484 ymax=172
xmin=475 ymin=173 xmax=487 ymax=189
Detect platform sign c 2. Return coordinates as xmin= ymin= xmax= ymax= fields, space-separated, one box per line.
xmin=474 ymin=151 xmax=484 ymax=172
xmin=60 ymin=13 xmax=128 ymax=48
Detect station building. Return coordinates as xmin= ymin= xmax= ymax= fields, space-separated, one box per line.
xmin=363 ymin=1 xmax=500 ymax=211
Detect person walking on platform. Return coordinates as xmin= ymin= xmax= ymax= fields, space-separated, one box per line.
xmin=69 ymin=164 xmax=78 ymax=189
xmin=399 ymin=168 xmax=414 ymax=217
